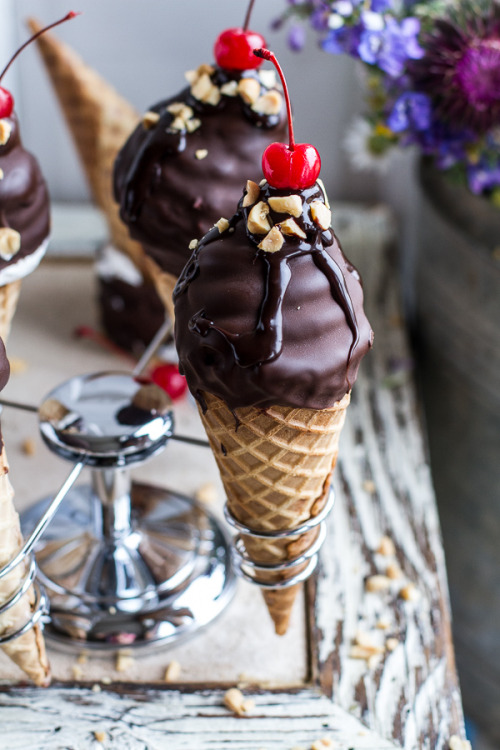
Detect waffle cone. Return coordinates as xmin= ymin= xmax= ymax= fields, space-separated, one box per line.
xmin=28 ymin=18 xmax=147 ymax=274
xmin=0 ymin=280 xmax=22 ymax=344
xmin=0 ymin=448 xmax=50 ymax=685
xmin=199 ymin=391 xmax=350 ymax=635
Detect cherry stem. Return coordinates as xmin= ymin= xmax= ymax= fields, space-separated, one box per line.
xmin=0 ymin=11 xmax=80 ymax=84
xmin=243 ymin=0 xmax=257 ymax=32
xmin=254 ymin=48 xmax=295 ymax=151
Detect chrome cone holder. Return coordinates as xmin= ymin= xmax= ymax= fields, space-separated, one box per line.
xmin=10 ymin=369 xmax=235 ymax=651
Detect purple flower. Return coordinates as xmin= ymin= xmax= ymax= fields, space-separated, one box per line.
xmin=468 ymin=162 xmax=500 ymax=193
xmin=322 ymin=25 xmax=362 ymax=56
xmin=359 ymin=16 xmax=424 ymax=76
xmin=288 ymin=24 xmax=307 ymax=52
xmin=387 ymin=91 xmax=432 ymax=132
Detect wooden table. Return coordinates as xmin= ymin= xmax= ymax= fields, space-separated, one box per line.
xmin=0 ymin=204 xmax=466 ymax=749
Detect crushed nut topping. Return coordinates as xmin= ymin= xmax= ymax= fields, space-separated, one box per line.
xmin=164 ymin=660 xmax=181 ymax=682
xmin=21 ymin=438 xmax=36 ymax=456
xmin=311 ymin=738 xmax=335 ymax=749
xmin=252 ymin=90 xmax=283 ymax=116
xmin=377 ymin=535 xmax=396 ymax=556
xmin=115 ymin=649 xmax=134 ymax=673
xmin=0 ymin=120 xmax=12 ymax=146
xmin=238 ymin=77 xmax=261 ymax=105
xmin=268 ymin=194 xmax=303 ymax=218
xmin=142 ymin=110 xmax=160 ymax=130
xmin=310 ymin=201 xmax=332 ymax=230
xmin=94 ymin=731 xmax=107 ymax=743
xmin=186 ymin=118 xmax=201 ymax=133
xmin=362 ymin=479 xmax=376 ymax=494
xmin=399 ymin=583 xmax=420 ymax=601
xmin=365 ymin=574 xmax=391 ymax=592
xmin=220 ymin=80 xmax=238 ymax=97
xmin=223 ymin=687 xmax=255 ymax=716
xmin=386 ymin=562 xmax=403 ymax=580
xmin=195 ymin=149 xmax=208 ymax=160
xmin=242 ymin=180 xmax=260 ymax=208
xmin=247 ymin=201 xmax=271 ymax=234
xmin=279 ymin=218 xmax=306 ymax=239
xmin=258 ymin=69 xmax=277 ymax=90
xmin=189 ymin=239 xmax=199 ymax=250
xmin=449 ymin=736 xmax=472 ymax=750
xmin=191 ymin=73 xmax=220 ymax=106
xmin=215 ymin=217 xmax=230 ymax=233
xmin=0 ymin=228 xmax=21 ymax=260
xmin=258 ymin=226 xmax=284 ymax=253
xmin=385 ymin=637 xmax=399 ymax=652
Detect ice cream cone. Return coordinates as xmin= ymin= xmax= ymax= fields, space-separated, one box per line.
xmin=27 ymin=17 xmax=146 ymax=275
xmin=0 ymin=280 xmax=22 ymax=344
xmin=0 ymin=448 xmax=50 ymax=685
xmin=199 ymin=391 xmax=350 ymax=635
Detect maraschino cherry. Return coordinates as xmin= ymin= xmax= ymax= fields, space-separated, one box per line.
xmin=214 ymin=0 xmax=265 ymax=71
xmin=254 ymin=49 xmax=321 ymax=190
xmin=150 ymin=363 xmax=188 ymax=401
xmin=0 ymin=11 xmax=80 ymax=119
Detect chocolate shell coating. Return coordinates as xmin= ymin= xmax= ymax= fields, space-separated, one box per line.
xmin=174 ymin=181 xmax=373 ymax=411
xmin=113 ymin=67 xmax=287 ymax=278
xmin=0 ymin=336 xmax=9 ymax=392
xmin=0 ymin=113 xmax=50 ymax=268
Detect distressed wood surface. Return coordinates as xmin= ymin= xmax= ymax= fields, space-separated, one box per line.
xmin=0 ymin=204 xmax=465 ymax=749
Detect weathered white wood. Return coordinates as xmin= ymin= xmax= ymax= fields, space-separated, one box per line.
xmin=0 ymin=204 xmax=465 ymax=748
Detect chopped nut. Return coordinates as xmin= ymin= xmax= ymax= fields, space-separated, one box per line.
xmin=399 ymin=583 xmax=420 ymax=602
xmin=142 ymin=110 xmax=160 ymax=129
xmin=132 ymin=383 xmax=171 ymax=414
xmin=38 ymin=398 xmax=71 ymax=423
xmin=311 ymin=739 xmax=335 ymax=750
xmin=184 ymin=70 xmax=198 ymax=84
xmin=205 ymin=85 xmax=221 ymax=107
xmin=164 ymin=659 xmax=181 ymax=682
xmin=259 ymin=178 xmax=267 ymax=187
xmin=224 ymin=688 xmax=245 ymax=716
xmin=21 ymin=438 xmax=36 ymax=456
xmin=191 ymin=72 xmax=213 ymax=101
xmin=386 ymin=637 xmax=399 ymax=652
xmin=221 ymin=80 xmax=238 ymax=97
xmin=252 ymin=90 xmax=283 ymax=116
xmin=195 ymin=149 xmax=208 ymax=160
xmin=317 ymin=178 xmax=330 ymax=209
xmin=186 ymin=117 xmax=201 ymax=133
xmin=238 ymin=77 xmax=261 ymax=105
xmin=170 ymin=116 xmax=186 ymax=132
xmin=258 ymin=69 xmax=277 ymax=89
xmin=258 ymin=226 xmax=284 ymax=253
xmin=268 ymin=194 xmax=303 ymax=218
xmin=367 ymin=653 xmax=382 ymax=670
xmin=195 ymin=481 xmax=218 ymax=504
xmin=116 ymin=650 xmax=134 ymax=673
xmin=362 ymin=479 xmax=376 ymax=494
xmin=215 ymin=217 xmax=230 ymax=233
xmin=91 ymin=683 xmax=102 ymax=693
xmin=355 ymin=630 xmax=381 ymax=650
xmin=376 ymin=616 xmax=391 ymax=630
xmin=94 ymin=731 xmax=107 ymax=743
xmin=449 ymin=736 xmax=472 ymax=750
xmin=310 ymin=201 xmax=332 ymax=230
xmin=349 ymin=644 xmax=384 ymax=661
xmin=0 ymin=119 xmax=12 ymax=145
xmin=247 ymin=201 xmax=271 ymax=234
xmin=101 ymin=676 xmax=112 ymax=685
xmin=242 ymin=179 xmax=260 ymax=208
xmin=365 ymin=574 xmax=391 ymax=593
xmin=0 ymin=228 xmax=21 ymax=260
xmin=279 ymin=218 xmax=306 ymax=239
xmin=242 ymin=698 xmax=255 ymax=713
xmin=386 ymin=563 xmax=403 ymax=580
xmin=71 ymin=664 xmax=84 ymax=680
xmin=197 ymin=63 xmax=215 ymax=76
xmin=167 ymin=102 xmax=186 ymax=115
xmin=189 ymin=239 xmax=199 ymax=250
xmin=377 ymin=535 xmax=396 ymax=556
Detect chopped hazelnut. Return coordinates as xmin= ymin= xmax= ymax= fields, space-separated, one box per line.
xmin=94 ymin=731 xmax=107 ymax=743
xmin=167 ymin=102 xmax=186 ymax=115
xmin=247 ymin=201 xmax=271 ymax=234
xmin=164 ymin=660 xmax=181 ymax=682
xmin=189 ymin=239 xmax=199 ymax=250
xmin=184 ymin=70 xmax=198 ymax=84
xmin=191 ymin=72 xmax=214 ymax=101
xmin=195 ymin=149 xmax=208 ymax=160
xmin=449 ymin=736 xmax=472 ymax=750
xmin=399 ymin=583 xmax=420 ymax=602
xmin=377 ymin=535 xmax=396 ymax=556
xmin=310 ymin=201 xmax=332 ymax=230
xmin=386 ymin=563 xmax=403 ymax=580
xmin=258 ymin=69 xmax=277 ymax=89
xmin=223 ymin=687 xmax=252 ymax=716
xmin=252 ymin=90 xmax=283 ymax=116
xmin=242 ymin=180 xmax=260 ymax=208
xmin=376 ymin=616 xmax=391 ymax=630
xmin=365 ymin=574 xmax=391 ymax=592
xmin=238 ymin=77 xmax=261 ymax=105
xmin=0 ymin=228 xmax=21 ymax=260
xmin=142 ymin=110 xmax=160 ymax=129
xmin=170 ymin=116 xmax=186 ymax=132
xmin=21 ymin=438 xmax=36 ymax=456
xmin=186 ymin=118 xmax=201 ymax=133
xmin=0 ymin=120 xmax=12 ymax=145
xmin=386 ymin=637 xmax=399 ymax=652
xmin=268 ymin=194 xmax=303 ymax=217
xmin=311 ymin=739 xmax=335 ymax=750
xmin=220 ymin=80 xmax=238 ymax=97
xmin=258 ymin=226 xmax=284 ymax=253
xmin=115 ymin=650 xmax=134 ymax=673
xmin=279 ymin=218 xmax=306 ymax=239
xmin=215 ymin=217 xmax=230 ymax=233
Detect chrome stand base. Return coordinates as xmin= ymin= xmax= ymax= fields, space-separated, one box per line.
xmin=21 ymin=483 xmax=236 ymax=652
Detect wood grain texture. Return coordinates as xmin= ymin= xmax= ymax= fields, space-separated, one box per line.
xmin=0 ymin=205 xmax=466 ymax=749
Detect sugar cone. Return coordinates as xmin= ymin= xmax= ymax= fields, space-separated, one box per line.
xmin=0 ymin=448 xmax=50 ymax=685
xmin=27 ymin=18 xmax=147 ymax=275
xmin=0 ymin=280 xmax=22 ymax=344
xmin=199 ymin=391 xmax=350 ymax=635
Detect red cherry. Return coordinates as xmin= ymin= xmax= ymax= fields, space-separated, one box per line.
xmin=214 ymin=28 xmax=265 ymax=71
xmin=262 ymin=142 xmax=321 ymax=190
xmin=151 ymin=363 xmax=188 ymax=401
xmin=254 ymin=48 xmax=322 ymax=190
xmin=0 ymin=87 xmax=13 ymax=118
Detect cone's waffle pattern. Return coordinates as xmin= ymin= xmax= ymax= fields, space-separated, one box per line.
xmin=0 ymin=280 xmax=21 ymax=344
xmin=199 ymin=391 xmax=350 ymax=634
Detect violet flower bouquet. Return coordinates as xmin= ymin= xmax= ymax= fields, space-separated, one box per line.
xmin=276 ymin=0 xmax=500 ymax=204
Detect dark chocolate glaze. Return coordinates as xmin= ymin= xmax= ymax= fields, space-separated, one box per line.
xmin=113 ymin=67 xmax=287 ymax=278
xmin=0 ymin=113 xmax=50 ymax=269
xmin=174 ymin=181 xmax=373 ymax=410
xmin=0 ymin=336 xmax=9 ymax=393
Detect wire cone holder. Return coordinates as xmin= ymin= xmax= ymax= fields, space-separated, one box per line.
xmin=0 ymin=553 xmax=49 ymax=646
